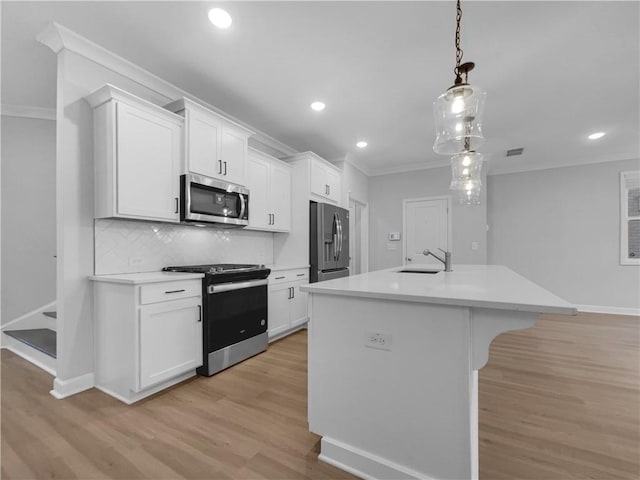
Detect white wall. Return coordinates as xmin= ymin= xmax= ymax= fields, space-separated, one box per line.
xmin=488 ymin=158 xmax=640 ymax=311
xmin=1 ymin=116 xmax=56 ymax=324
xmin=368 ymin=166 xmax=487 ymax=271
xmin=336 ymin=160 xmax=369 ymax=206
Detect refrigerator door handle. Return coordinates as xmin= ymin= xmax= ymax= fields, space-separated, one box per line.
xmin=337 ymin=215 xmax=343 ymax=261
xmin=333 ymin=213 xmax=340 ymax=261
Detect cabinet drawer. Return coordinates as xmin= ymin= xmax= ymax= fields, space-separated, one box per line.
xmin=140 ymin=280 xmax=201 ymax=305
xmin=269 ymin=268 xmax=309 ymax=285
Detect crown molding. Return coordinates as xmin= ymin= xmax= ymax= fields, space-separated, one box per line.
xmin=367 ymin=158 xmax=451 ymax=177
xmin=1 ymin=104 xmax=56 ymax=121
xmin=36 ymin=22 xmax=298 ymax=158
xmin=334 ymin=153 xmax=373 ymax=177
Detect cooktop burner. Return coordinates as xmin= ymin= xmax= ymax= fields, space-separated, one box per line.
xmin=163 ymin=263 xmax=268 ymax=275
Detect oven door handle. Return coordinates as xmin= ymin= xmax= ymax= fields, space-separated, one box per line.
xmin=207 ymin=278 xmax=268 ymax=294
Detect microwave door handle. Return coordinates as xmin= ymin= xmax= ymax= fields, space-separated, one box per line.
xmin=239 ymin=193 xmax=246 ymax=220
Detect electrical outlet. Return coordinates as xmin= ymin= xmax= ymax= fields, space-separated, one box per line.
xmin=471 ymin=242 xmax=478 ymax=251
xmin=128 ymin=257 xmax=143 ymax=266
xmin=365 ymin=331 xmax=392 ymax=351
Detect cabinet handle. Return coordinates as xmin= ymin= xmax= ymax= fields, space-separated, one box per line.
xmin=271 ymin=213 xmax=275 ymax=225
xmin=296 ymin=273 xmax=305 ymax=277
xmin=174 ymin=197 xmax=179 ymax=214
xmin=218 ymin=160 xmax=223 ymax=174
xmin=165 ymin=289 xmax=186 ymax=294
xmin=223 ymin=161 xmax=227 ymax=176
xmin=291 ymin=287 xmax=295 ymax=299
xmin=288 ymin=287 xmax=293 ymax=299
xmin=197 ymin=305 xmax=202 ymax=322
xmin=328 ymin=185 xmax=330 ymax=195
xmin=275 ymin=276 xmax=285 ymax=280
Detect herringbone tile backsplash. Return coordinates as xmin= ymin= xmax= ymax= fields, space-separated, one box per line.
xmin=94 ymin=219 xmax=274 ymax=275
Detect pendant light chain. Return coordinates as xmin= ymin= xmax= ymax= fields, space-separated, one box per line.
xmin=454 ymin=0 xmax=463 ymax=83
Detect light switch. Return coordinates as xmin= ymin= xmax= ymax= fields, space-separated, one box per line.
xmin=471 ymin=242 xmax=478 ymax=251
xmin=388 ymin=232 xmax=401 ymax=241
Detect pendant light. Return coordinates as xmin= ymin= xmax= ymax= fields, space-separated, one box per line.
xmin=433 ymin=0 xmax=486 ymax=155
xmin=432 ymin=0 xmax=486 ymax=205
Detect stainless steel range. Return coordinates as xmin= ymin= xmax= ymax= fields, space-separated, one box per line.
xmin=163 ymin=263 xmax=270 ymax=376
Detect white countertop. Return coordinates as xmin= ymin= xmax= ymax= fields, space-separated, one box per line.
xmin=89 ymin=271 xmax=204 ymax=284
xmin=300 ymin=264 xmax=576 ymax=315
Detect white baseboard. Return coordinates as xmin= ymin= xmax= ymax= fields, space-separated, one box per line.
xmin=319 ymin=437 xmax=438 ymax=480
xmin=2 ymin=335 xmax=56 ymax=376
xmin=94 ymin=370 xmax=194 ymax=405
xmin=576 ymin=305 xmax=640 ymax=316
xmin=1 ymin=301 xmax=57 ymax=332
xmin=50 ymin=372 xmax=95 ymax=399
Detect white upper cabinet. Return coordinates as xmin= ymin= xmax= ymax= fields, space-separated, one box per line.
xmin=86 ymin=84 xmax=182 ymax=223
xmin=165 ymin=98 xmax=254 ymax=186
xmin=269 ymin=161 xmax=292 ymax=231
xmin=245 ymin=148 xmax=292 ymax=232
xmin=309 ymin=155 xmax=342 ymax=204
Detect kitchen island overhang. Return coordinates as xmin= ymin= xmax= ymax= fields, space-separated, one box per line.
xmin=301 ymin=264 xmax=576 ymax=480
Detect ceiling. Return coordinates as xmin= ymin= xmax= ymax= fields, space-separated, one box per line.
xmin=2 ymin=1 xmax=639 ymax=176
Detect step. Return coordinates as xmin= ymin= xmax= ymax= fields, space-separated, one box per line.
xmin=3 ymin=329 xmax=56 ymax=358
xmin=43 ymin=311 xmax=57 ymax=319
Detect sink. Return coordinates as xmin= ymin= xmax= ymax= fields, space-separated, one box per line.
xmin=397 ymin=269 xmax=441 ymax=274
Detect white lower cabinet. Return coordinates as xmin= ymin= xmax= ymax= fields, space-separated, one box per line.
xmin=138 ymin=297 xmax=202 ymax=390
xmin=268 ymin=268 xmax=309 ymax=340
xmin=92 ymin=275 xmax=203 ymax=404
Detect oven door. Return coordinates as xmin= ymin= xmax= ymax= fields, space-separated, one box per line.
xmin=205 ymin=279 xmax=268 ymax=351
xmin=181 ymin=173 xmax=249 ymax=226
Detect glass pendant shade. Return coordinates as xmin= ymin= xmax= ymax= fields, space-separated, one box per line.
xmin=458 ymin=185 xmax=482 ymax=205
xmin=433 ymin=84 xmax=487 ymax=155
xmin=449 ymin=151 xmax=483 ymax=188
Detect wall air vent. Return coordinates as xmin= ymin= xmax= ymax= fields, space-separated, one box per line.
xmin=506 ymin=148 xmax=524 ymax=157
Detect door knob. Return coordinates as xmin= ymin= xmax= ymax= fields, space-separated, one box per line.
xmin=407 ymin=257 xmax=412 ymax=262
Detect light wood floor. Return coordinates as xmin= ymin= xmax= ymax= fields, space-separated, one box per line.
xmin=2 ymin=313 xmax=639 ymax=479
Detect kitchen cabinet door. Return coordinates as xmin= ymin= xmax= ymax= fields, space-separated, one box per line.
xmin=289 ymin=281 xmax=308 ymax=328
xmin=246 ymin=153 xmax=270 ymax=229
xmin=114 ymin=102 xmax=180 ymax=222
xmin=268 ymin=283 xmax=292 ymax=339
xmin=310 ymin=160 xmax=329 ymax=198
xmin=310 ymin=159 xmax=341 ymax=204
xmin=325 ymin=167 xmax=342 ymax=204
xmin=270 ymin=161 xmax=292 ymax=232
xmin=220 ymin=126 xmax=247 ymax=186
xmin=166 ymin=98 xmax=253 ymax=186
xmin=137 ymin=297 xmax=203 ymax=391
xmin=185 ymin=106 xmax=220 ymax=179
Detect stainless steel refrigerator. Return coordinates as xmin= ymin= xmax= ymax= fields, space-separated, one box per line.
xmin=310 ymin=201 xmax=350 ymax=283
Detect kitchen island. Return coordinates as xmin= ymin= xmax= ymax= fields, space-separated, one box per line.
xmin=300 ymin=265 xmax=576 ymax=480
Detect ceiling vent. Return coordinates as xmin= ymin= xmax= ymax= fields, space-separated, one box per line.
xmin=506 ymin=148 xmax=524 ymax=157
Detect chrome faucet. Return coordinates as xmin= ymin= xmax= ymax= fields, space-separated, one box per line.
xmin=423 ymin=248 xmax=453 ymax=272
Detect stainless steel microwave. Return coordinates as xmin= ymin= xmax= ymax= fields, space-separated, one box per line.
xmin=180 ymin=173 xmax=249 ymax=227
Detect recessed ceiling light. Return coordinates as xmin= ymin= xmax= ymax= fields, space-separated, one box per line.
xmin=208 ymin=8 xmax=232 ymax=29
xmin=310 ymin=101 xmax=326 ymax=112
xmin=588 ymin=132 xmax=606 ymax=140
xmin=356 ymin=141 xmax=368 ymax=148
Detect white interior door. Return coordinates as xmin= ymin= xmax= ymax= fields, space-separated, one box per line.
xmin=348 ymin=198 xmax=368 ymax=275
xmin=404 ymin=197 xmax=450 ymax=265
